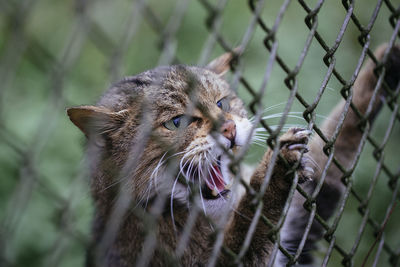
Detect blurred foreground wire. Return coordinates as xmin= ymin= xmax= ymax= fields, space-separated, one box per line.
xmin=0 ymin=0 xmax=399 ymax=266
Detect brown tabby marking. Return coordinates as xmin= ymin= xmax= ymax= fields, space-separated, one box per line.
xmin=68 ymin=44 xmax=400 ymax=266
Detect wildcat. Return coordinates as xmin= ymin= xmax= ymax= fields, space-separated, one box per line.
xmin=68 ymin=43 xmax=399 ymax=266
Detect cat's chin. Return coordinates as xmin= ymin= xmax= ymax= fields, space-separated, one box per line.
xmin=199 ymin=189 xmax=236 ymax=221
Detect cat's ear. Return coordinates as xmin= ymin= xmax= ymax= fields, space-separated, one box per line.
xmin=206 ymin=47 xmax=242 ymax=76
xmin=67 ymin=105 xmax=127 ymax=137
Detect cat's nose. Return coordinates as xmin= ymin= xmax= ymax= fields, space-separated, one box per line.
xmin=221 ymin=120 xmax=236 ymax=148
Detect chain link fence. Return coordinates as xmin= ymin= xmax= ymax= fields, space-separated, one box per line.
xmin=0 ymin=0 xmax=399 ymax=266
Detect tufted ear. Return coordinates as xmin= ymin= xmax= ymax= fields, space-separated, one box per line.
xmin=206 ymin=47 xmax=243 ymax=76
xmin=67 ymin=105 xmax=127 ymax=138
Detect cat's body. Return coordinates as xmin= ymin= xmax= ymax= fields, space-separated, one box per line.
xmin=68 ymin=44 xmax=399 ymax=266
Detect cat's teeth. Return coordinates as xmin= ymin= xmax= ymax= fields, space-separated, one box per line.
xmin=232 ymin=146 xmax=239 ymax=154
xmin=211 ymin=189 xmax=219 ymax=197
xmin=224 ymin=182 xmax=232 ymax=190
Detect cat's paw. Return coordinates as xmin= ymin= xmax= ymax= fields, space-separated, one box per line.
xmin=278 ymin=127 xmax=313 ymax=183
xmin=383 ymin=45 xmax=400 ymax=91
xmin=373 ymin=44 xmax=400 ymax=91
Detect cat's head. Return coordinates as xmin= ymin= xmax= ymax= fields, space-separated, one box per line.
xmin=67 ymin=50 xmax=253 ymax=213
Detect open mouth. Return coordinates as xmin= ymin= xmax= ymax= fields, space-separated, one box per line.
xmin=179 ymin=152 xmax=233 ymax=200
xmin=201 ymin=156 xmax=231 ymax=199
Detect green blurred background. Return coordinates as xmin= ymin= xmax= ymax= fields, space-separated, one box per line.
xmin=0 ymin=0 xmax=399 ymax=266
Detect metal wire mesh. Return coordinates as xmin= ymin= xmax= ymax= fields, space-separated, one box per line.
xmin=0 ymin=0 xmax=399 ymax=266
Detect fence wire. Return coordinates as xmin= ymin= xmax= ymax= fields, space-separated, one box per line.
xmin=0 ymin=0 xmax=399 ymax=266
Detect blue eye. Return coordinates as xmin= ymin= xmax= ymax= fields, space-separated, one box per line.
xmin=217 ymin=98 xmax=230 ymax=111
xmin=163 ymin=115 xmax=192 ymax=131
xmin=172 ymin=117 xmax=181 ymax=127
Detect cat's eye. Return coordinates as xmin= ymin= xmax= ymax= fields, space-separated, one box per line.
xmin=217 ymin=98 xmax=230 ymax=112
xmin=163 ymin=115 xmax=192 ymax=131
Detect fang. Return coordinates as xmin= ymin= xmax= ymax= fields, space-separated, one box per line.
xmin=211 ymin=189 xmax=219 ymax=197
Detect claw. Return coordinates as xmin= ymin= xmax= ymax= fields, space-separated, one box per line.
xmin=304 ymin=166 xmax=314 ymax=174
xmin=294 ymin=129 xmax=312 ymax=139
xmin=224 ymin=182 xmax=232 ymax=190
xmin=299 ymin=175 xmax=312 ymax=183
xmin=288 ymin=143 xmax=309 ymax=152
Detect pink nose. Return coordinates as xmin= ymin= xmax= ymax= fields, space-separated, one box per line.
xmin=221 ymin=120 xmax=236 ymax=148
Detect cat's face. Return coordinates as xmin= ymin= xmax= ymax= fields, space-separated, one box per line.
xmin=68 ymin=51 xmax=252 ymax=213
xmin=146 ymin=66 xmax=252 ymax=208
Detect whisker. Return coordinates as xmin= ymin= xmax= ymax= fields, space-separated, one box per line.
xmin=254 ymin=124 xmax=308 ymax=133
xmin=249 ymin=101 xmax=287 ymax=121
xmin=325 ymin=86 xmax=336 ymax=92
xmin=186 ymin=157 xmax=196 ymax=183
xmin=251 ymin=142 xmax=267 ymax=148
xmin=170 ymin=176 xmax=180 ymax=234
xmin=143 ymin=182 xmax=153 ymax=209
xmin=306 ymin=155 xmax=321 ymax=172
xmin=197 ymin=175 xmax=207 ymax=215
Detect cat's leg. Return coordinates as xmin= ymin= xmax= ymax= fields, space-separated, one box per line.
xmin=278 ymin=44 xmax=400 ymax=265
xmin=219 ymin=128 xmax=313 ymax=266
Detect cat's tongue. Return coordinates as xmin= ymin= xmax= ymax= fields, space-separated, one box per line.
xmin=205 ymin=165 xmax=226 ymax=196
